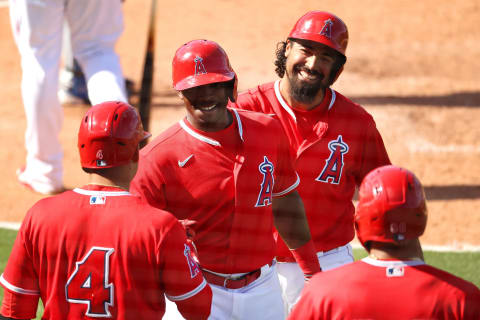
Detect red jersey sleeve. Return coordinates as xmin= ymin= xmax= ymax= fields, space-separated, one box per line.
xmin=234 ymin=88 xmax=263 ymax=113
xmin=130 ymin=153 xmax=168 ymax=209
xmin=273 ymin=123 xmax=299 ymax=196
xmin=355 ymin=120 xmax=391 ymax=185
xmin=0 ymin=213 xmax=40 ymax=319
xmin=159 ymin=221 xmax=211 ymax=319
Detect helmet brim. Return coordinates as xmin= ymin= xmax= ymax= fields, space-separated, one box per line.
xmin=174 ymin=72 xmax=235 ymax=91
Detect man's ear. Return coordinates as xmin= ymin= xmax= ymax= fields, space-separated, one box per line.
xmin=285 ymin=39 xmax=293 ymax=58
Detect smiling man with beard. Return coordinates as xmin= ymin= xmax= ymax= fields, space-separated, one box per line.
xmin=130 ymin=39 xmax=321 ymax=320
xmin=234 ymin=11 xmax=392 ymax=314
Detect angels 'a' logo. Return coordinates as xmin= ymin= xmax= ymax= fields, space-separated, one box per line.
xmin=255 ymin=156 xmax=275 ymax=207
xmin=184 ymin=244 xmax=200 ymax=278
xmin=319 ymin=18 xmax=334 ymax=39
xmin=194 ymin=56 xmax=207 ymax=76
xmin=316 ymin=135 xmax=349 ymax=184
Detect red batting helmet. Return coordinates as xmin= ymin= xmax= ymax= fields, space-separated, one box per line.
xmin=78 ymin=101 xmax=151 ymax=169
xmin=288 ymin=11 xmax=348 ymax=57
xmin=172 ymin=39 xmax=236 ymax=91
xmin=355 ymin=165 xmax=427 ymax=249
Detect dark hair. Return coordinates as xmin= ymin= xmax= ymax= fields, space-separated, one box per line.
xmin=274 ymin=39 xmax=347 ymax=83
xmin=274 ymin=41 xmax=288 ymax=78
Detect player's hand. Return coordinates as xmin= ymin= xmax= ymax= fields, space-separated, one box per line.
xmin=179 ymin=219 xmax=197 ymax=240
xmin=179 ymin=219 xmax=199 ymax=263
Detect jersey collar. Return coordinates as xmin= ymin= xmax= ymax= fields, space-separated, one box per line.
xmin=273 ymin=80 xmax=336 ymax=122
xmin=74 ymin=185 xmax=131 ymax=196
xmin=362 ymin=256 xmax=426 ymax=267
xmin=179 ymin=108 xmax=244 ymax=146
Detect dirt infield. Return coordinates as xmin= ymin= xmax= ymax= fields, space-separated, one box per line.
xmin=0 ymin=1 xmax=478 ymax=248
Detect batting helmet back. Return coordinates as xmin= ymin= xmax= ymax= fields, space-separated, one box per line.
xmin=355 ymin=165 xmax=427 ymax=249
xmin=288 ymin=11 xmax=348 ymax=57
xmin=78 ymin=101 xmax=151 ymax=169
xmin=172 ymin=39 xmax=236 ymax=91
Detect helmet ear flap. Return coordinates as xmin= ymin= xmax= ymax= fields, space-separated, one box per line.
xmin=332 ymin=65 xmax=344 ymax=84
xmin=227 ymin=77 xmax=238 ymax=103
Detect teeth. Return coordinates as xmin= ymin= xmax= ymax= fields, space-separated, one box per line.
xmin=199 ymin=104 xmax=216 ymax=111
xmin=300 ymin=70 xmax=316 ymax=79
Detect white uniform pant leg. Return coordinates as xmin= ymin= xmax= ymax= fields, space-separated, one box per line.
xmin=9 ymin=0 xmax=65 ymax=193
xmin=164 ymin=297 xmax=187 ymax=320
xmin=65 ymin=0 xmax=127 ymax=104
xmin=209 ymin=263 xmax=285 ymax=320
xmin=277 ymin=243 xmax=354 ymax=315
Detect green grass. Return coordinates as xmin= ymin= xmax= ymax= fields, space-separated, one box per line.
xmin=353 ymin=247 xmax=480 ymax=286
xmin=0 ymin=228 xmax=478 ymax=319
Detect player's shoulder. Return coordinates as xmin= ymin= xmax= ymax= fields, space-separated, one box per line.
xmin=238 ymin=81 xmax=275 ymax=98
xmin=129 ymin=197 xmax=180 ymax=229
xmin=309 ymin=260 xmax=362 ymax=284
xmin=27 ymin=189 xmax=76 ymax=215
xmin=332 ymin=89 xmax=374 ymax=120
xmin=420 ymin=264 xmax=480 ymax=296
xmin=235 ymin=82 xmax=276 ymax=108
xmin=232 ymin=107 xmax=281 ymax=129
xmin=140 ymin=122 xmax=183 ymax=157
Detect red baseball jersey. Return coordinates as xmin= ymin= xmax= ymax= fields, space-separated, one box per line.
xmin=130 ymin=108 xmax=299 ymax=274
xmin=0 ymin=185 xmax=209 ymax=319
xmin=235 ymin=81 xmax=391 ymax=257
xmin=288 ymin=257 xmax=480 ymax=319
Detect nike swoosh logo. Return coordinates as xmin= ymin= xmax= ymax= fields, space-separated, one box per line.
xmin=178 ymin=154 xmax=194 ymax=168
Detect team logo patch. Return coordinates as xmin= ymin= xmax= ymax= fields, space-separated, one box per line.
xmin=184 ymin=244 xmax=200 ymax=278
xmin=255 ymin=156 xmax=275 ymax=207
xmin=316 ymin=135 xmax=349 ymax=184
xmin=194 ymin=56 xmax=207 ymax=76
xmin=319 ymin=18 xmax=334 ymax=39
xmin=386 ymin=266 xmax=405 ymax=277
xmin=90 ymin=196 xmax=106 ymax=205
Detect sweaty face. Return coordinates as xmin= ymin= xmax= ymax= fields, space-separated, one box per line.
xmin=284 ymin=40 xmax=338 ymax=104
xmin=180 ymin=81 xmax=232 ymax=132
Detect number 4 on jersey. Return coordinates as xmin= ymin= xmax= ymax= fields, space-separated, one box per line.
xmin=66 ymin=247 xmax=115 ymax=317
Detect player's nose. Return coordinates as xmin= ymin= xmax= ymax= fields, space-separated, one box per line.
xmin=304 ymin=55 xmax=320 ymax=71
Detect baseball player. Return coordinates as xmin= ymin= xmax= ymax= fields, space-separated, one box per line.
xmin=233 ymin=11 xmax=391 ymax=312
xmin=0 ymin=102 xmax=212 ymax=319
xmin=288 ymin=165 xmax=480 ymax=319
xmin=9 ymin=0 xmax=128 ymax=195
xmin=130 ymin=39 xmax=321 ymax=320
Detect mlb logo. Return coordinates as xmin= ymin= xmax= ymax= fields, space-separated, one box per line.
xmin=96 ymin=159 xmax=108 ymax=167
xmin=90 ymin=195 xmax=106 ymax=205
xmin=386 ymin=266 xmax=405 ymax=277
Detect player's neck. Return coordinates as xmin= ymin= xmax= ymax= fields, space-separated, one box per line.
xmin=87 ymin=173 xmax=130 ymax=191
xmin=279 ymin=78 xmax=325 ymax=111
xmin=368 ymin=240 xmax=424 ymax=261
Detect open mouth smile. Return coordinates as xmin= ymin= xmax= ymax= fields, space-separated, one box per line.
xmin=195 ymin=103 xmax=217 ymax=111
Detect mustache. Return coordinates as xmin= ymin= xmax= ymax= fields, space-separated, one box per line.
xmin=192 ymin=97 xmax=227 ymax=109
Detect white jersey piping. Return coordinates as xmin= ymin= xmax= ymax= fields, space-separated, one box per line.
xmin=361 ymin=257 xmax=426 ymax=267
xmin=0 ymin=274 xmax=40 ymax=295
xmin=273 ymin=80 xmax=336 ymax=121
xmin=179 ymin=113 xmax=245 ymax=146
xmin=166 ymin=278 xmax=208 ymax=301
xmin=273 ymin=173 xmax=300 ymax=197
xmin=73 ymin=188 xmax=131 ymax=196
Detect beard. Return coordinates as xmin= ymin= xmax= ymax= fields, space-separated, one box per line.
xmin=286 ymin=65 xmax=330 ymax=104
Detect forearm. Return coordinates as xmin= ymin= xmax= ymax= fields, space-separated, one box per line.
xmin=273 ymin=191 xmax=321 ymax=276
xmin=272 ymin=191 xmax=311 ymax=249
